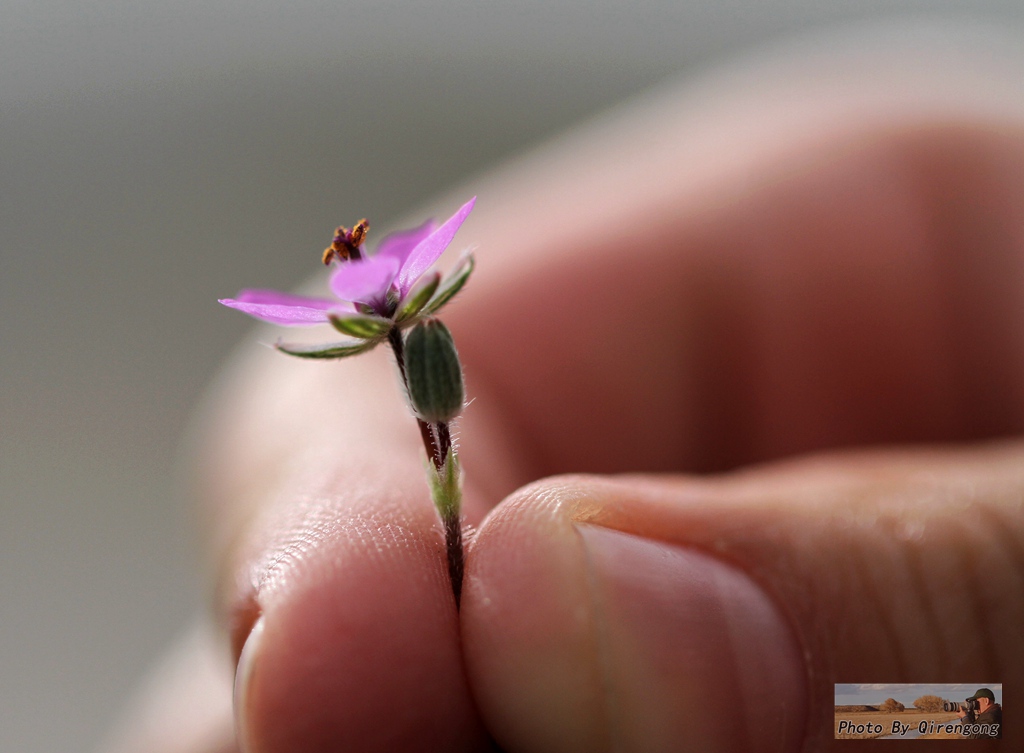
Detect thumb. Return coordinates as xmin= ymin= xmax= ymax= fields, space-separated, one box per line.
xmin=462 ymin=443 xmax=1023 ymax=752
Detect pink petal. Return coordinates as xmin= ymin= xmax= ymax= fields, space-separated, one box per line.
xmin=237 ymin=289 xmax=342 ymax=309
xmin=374 ymin=219 xmax=437 ymax=267
xmin=394 ymin=197 xmax=475 ymax=296
xmin=218 ymin=300 xmax=326 ymax=326
xmin=219 ymin=289 xmax=351 ymax=326
xmin=329 ymin=254 xmax=400 ymax=307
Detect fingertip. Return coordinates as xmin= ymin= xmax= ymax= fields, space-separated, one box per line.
xmin=463 ymin=478 xmax=606 ymax=752
xmin=228 ymin=485 xmax=486 ymax=753
xmin=463 ymin=477 xmax=807 ymax=753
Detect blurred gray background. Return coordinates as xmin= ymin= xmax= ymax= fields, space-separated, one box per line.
xmin=2 ymin=2 xmax=1022 ymax=751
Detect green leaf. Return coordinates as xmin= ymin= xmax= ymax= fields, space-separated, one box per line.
xmin=422 ymin=254 xmax=474 ymax=315
xmin=328 ymin=313 xmax=391 ymax=339
xmin=274 ymin=338 xmax=378 ymax=360
xmin=395 ymin=272 xmax=441 ymax=323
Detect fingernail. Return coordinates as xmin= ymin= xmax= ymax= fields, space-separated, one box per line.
xmin=577 ymin=525 xmax=806 ymax=753
xmin=234 ymin=616 xmax=265 ymax=753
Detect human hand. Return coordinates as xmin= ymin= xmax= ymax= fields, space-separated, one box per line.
xmin=103 ymin=30 xmax=1024 ymax=753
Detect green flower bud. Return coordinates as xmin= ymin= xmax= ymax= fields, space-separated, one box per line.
xmin=404 ymin=319 xmax=464 ymax=423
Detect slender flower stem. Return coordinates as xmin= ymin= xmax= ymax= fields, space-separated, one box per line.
xmin=388 ymin=327 xmax=441 ymax=466
xmin=436 ymin=422 xmax=452 ymax=461
xmin=387 ymin=325 xmax=464 ymax=607
xmin=444 ymin=506 xmax=464 ymax=609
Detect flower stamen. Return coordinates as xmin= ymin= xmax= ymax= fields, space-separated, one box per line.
xmin=322 ymin=219 xmax=369 ymax=264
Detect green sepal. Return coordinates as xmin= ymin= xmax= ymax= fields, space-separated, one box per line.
xmin=422 ymin=254 xmax=474 ymax=315
xmin=428 ymin=449 xmax=461 ymax=519
xmin=274 ymin=338 xmax=378 ymax=359
xmin=328 ymin=313 xmax=391 ymax=339
xmin=395 ymin=272 xmax=441 ymax=324
xmin=405 ymin=319 xmax=465 ymax=423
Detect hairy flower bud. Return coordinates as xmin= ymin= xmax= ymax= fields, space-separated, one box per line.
xmin=404 ymin=319 xmax=464 ymax=423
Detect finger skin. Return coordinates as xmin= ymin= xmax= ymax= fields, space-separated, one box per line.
xmin=464 ymin=446 xmax=1024 ymax=752
xmin=190 ymin=35 xmax=1024 ymax=753
xmin=232 ymin=468 xmax=481 ymax=753
xmin=199 ymin=350 xmax=491 ymax=752
xmin=452 ymin=120 xmax=1024 ymax=481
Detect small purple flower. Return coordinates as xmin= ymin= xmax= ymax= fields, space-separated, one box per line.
xmin=220 ymin=198 xmax=476 ymax=358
